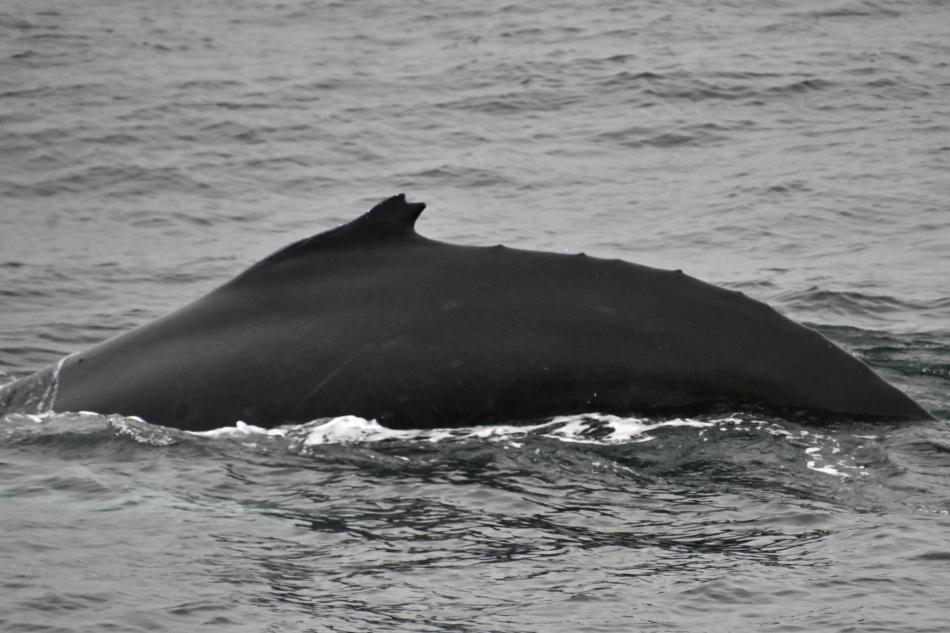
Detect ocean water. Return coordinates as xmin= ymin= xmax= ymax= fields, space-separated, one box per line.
xmin=1 ymin=0 xmax=949 ymax=631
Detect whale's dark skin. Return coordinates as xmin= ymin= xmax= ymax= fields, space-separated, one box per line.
xmin=0 ymin=194 xmax=933 ymax=430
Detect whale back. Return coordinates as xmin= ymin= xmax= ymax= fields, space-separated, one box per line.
xmin=3 ymin=195 xmax=933 ymax=430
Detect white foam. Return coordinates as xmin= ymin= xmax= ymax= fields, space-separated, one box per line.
xmin=542 ymin=414 xmax=716 ymax=444
xmin=109 ymin=416 xmax=178 ymax=446
xmin=300 ymin=417 xmax=561 ymax=445
xmin=45 ymin=354 xmax=70 ymax=413
xmin=190 ymin=420 xmax=289 ymax=439
xmin=806 ymin=461 xmax=847 ymax=478
xmin=301 ymin=416 xmax=408 ymax=445
xmin=174 ymin=412 xmax=875 ymax=480
xmin=182 ymin=412 xmax=745 ymax=447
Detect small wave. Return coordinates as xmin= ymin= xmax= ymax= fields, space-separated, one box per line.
xmin=84 ymin=133 xmax=141 ymax=146
xmin=0 ymin=82 xmax=109 ymax=101
xmin=787 ymin=3 xmax=902 ymax=20
xmin=109 ymin=416 xmax=180 ymax=447
xmin=772 ymin=287 xmax=930 ymax=322
xmin=5 ymin=163 xmax=214 ymax=199
xmin=174 ymin=79 xmax=245 ymax=91
xmin=598 ymin=69 xmax=835 ymax=105
xmin=765 ymin=78 xmax=833 ymax=95
xmin=595 ymin=123 xmax=737 ymax=149
xmin=436 ymin=90 xmax=583 ymax=115
xmin=397 ymin=164 xmax=515 ymax=189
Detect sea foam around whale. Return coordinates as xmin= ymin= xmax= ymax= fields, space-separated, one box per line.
xmin=121 ymin=411 xmax=868 ymax=479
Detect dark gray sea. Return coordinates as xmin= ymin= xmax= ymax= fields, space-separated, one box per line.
xmin=1 ymin=0 xmax=949 ymax=631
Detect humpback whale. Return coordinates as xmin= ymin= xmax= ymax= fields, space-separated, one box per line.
xmin=0 ymin=194 xmax=933 ymax=430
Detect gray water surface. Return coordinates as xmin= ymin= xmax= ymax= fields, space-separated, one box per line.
xmin=2 ymin=1 xmax=949 ymax=631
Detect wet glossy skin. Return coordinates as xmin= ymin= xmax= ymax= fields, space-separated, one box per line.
xmin=14 ymin=195 xmax=933 ymax=430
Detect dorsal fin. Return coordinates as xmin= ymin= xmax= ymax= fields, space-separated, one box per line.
xmin=242 ymin=194 xmax=427 ymax=273
xmin=358 ymin=193 xmax=427 ymax=236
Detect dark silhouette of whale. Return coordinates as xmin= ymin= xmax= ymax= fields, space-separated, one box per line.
xmin=0 ymin=194 xmax=933 ymax=430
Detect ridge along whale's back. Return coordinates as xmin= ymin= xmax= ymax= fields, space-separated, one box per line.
xmin=1 ymin=194 xmax=934 ymax=430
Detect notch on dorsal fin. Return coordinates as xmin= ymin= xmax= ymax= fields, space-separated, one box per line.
xmin=359 ymin=193 xmax=427 ymax=235
xmin=243 ymin=194 xmax=428 ymax=273
xmin=316 ymin=193 xmax=427 ymax=243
